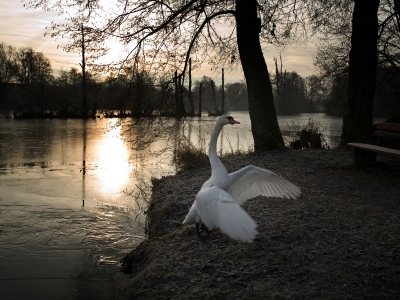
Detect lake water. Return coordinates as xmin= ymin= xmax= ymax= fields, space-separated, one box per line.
xmin=0 ymin=112 xmax=342 ymax=299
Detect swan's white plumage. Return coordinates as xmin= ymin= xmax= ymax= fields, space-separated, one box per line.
xmin=195 ymin=186 xmax=258 ymax=243
xmin=228 ymin=165 xmax=301 ymax=205
xmin=182 ymin=115 xmax=301 ymax=242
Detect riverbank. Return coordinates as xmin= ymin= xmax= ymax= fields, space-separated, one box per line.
xmin=112 ymin=148 xmax=400 ymax=299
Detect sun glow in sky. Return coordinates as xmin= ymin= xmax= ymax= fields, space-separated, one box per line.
xmin=1 ymin=0 xmax=319 ymax=82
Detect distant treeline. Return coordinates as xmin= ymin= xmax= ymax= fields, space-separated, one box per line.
xmin=1 ymin=42 xmax=398 ymax=118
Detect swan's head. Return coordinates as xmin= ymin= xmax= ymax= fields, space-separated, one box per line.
xmin=218 ymin=115 xmax=240 ymax=126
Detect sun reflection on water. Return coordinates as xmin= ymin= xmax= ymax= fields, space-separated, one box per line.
xmin=95 ymin=120 xmax=134 ymax=195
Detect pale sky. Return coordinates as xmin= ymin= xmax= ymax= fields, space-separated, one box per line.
xmin=1 ymin=0 xmax=319 ymax=83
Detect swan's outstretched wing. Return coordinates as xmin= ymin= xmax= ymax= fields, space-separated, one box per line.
xmin=228 ymin=165 xmax=301 ymax=205
xmin=196 ymin=186 xmax=258 ymax=242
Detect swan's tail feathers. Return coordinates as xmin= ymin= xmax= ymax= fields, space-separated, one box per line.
xmin=182 ymin=202 xmax=198 ymax=225
xmin=216 ymin=201 xmax=258 ymax=243
xmin=196 ymin=187 xmax=258 ymax=242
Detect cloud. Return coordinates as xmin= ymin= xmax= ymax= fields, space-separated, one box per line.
xmin=1 ymin=0 xmax=318 ymax=81
xmin=0 ymin=0 xmax=79 ymax=70
xmin=263 ymin=38 xmax=319 ymax=78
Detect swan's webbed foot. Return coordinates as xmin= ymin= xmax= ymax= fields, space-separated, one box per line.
xmin=200 ymin=223 xmax=210 ymax=232
xmin=196 ymin=223 xmax=208 ymax=242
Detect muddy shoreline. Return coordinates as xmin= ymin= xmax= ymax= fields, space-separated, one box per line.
xmin=112 ymin=149 xmax=400 ymax=299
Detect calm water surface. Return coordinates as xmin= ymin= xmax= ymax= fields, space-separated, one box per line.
xmin=0 ymin=112 xmax=342 ymax=299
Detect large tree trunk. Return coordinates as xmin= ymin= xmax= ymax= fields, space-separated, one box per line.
xmin=394 ymin=0 xmax=400 ymax=29
xmin=236 ymin=0 xmax=284 ymax=151
xmin=386 ymin=0 xmax=400 ymax=127
xmin=340 ymin=0 xmax=380 ymax=146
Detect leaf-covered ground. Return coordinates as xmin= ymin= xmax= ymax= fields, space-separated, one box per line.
xmin=112 ymin=149 xmax=400 ymax=299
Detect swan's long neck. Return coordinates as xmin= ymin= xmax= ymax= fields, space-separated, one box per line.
xmin=209 ymin=122 xmax=227 ymax=177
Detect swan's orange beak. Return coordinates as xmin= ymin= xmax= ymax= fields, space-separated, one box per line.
xmin=230 ymin=118 xmax=240 ymax=125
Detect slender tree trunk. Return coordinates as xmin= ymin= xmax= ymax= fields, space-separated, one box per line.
xmin=198 ymin=82 xmax=202 ymax=117
xmin=189 ymin=58 xmax=195 ymax=116
xmin=236 ymin=0 xmax=284 ymax=151
xmin=180 ymin=76 xmax=186 ymax=117
xmin=274 ymin=55 xmax=284 ymax=114
xmin=211 ymin=80 xmax=220 ymax=115
xmin=81 ymin=24 xmax=88 ymax=119
xmin=282 ymin=70 xmax=287 ymax=113
xmin=280 ymin=57 xmax=284 ymax=113
xmin=175 ymin=70 xmax=179 ymax=116
xmin=38 ymin=65 xmax=44 ymax=116
xmin=221 ymin=68 xmax=225 ymax=114
xmin=274 ymin=57 xmax=279 ymax=113
xmin=134 ymin=79 xmax=142 ymax=117
xmin=41 ymin=81 xmax=44 ymax=116
xmin=340 ymin=0 xmax=380 ymax=146
xmin=174 ymin=71 xmax=185 ymax=117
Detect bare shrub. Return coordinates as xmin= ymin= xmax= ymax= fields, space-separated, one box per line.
xmin=286 ymin=116 xmax=329 ymax=149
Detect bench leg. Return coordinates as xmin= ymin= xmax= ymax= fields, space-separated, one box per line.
xmin=351 ymin=148 xmax=376 ymax=167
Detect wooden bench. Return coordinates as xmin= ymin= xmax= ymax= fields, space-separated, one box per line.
xmin=347 ymin=123 xmax=400 ymax=167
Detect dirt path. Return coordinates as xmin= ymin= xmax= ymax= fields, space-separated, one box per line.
xmin=112 ymin=149 xmax=400 ymax=299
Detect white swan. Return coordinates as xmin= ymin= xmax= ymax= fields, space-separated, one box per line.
xmin=182 ymin=115 xmax=301 ymax=242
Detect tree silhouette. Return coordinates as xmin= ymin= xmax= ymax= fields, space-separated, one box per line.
xmin=25 ymin=0 xmax=308 ymax=151
xmin=310 ymin=0 xmax=400 ymax=143
xmin=12 ymin=48 xmax=53 ymax=113
xmin=340 ymin=0 xmax=380 ymax=146
xmin=0 ymin=43 xmax=15 ymax=108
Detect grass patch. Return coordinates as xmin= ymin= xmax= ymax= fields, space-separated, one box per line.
xmin=173 ymin=143 xmax=209 ymax=170
xmin=221 ymin=148 xmax=251 ymax=158
xmin=173 ymin=134 xmax=252 ymax=171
